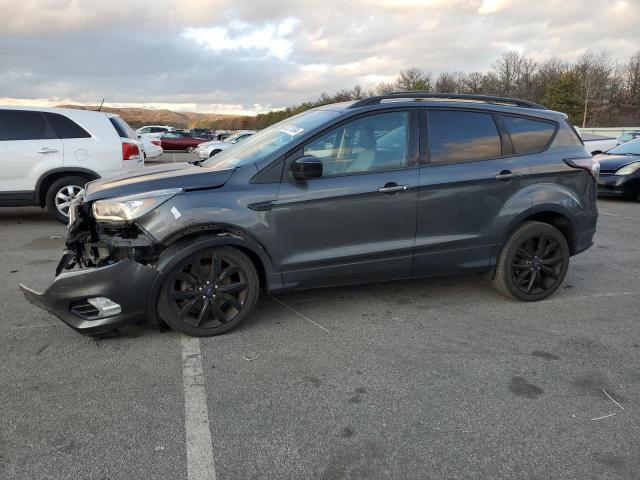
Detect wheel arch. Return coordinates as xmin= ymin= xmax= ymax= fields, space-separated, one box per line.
xmin=35 ymin=168 xmax=100 ymax=206
xmin=147 ymin=228 xmax=283 ymax=328
xmin=502 ymin=205 xmax=578 ymax=255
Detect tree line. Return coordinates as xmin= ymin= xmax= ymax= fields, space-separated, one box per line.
xmin=238 ymin=50 xmax=640 ymax=130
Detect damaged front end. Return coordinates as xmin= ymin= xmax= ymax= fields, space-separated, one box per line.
xmin=20 ymin=196 xmax=162 ymax=335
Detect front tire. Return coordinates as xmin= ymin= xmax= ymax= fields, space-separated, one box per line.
xmin=46 ymin=176 xmax=86 ymax=223
xmin=493 ymin=221 xmax=570 ymax=301
xmin=209 ymin=149 xmax=222 ymax=157
xmin=157 ymin=246 xmax=259 ymax=336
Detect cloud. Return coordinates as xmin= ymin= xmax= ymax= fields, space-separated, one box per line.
xmin=0 ymin=0 xmax=639 ymax=113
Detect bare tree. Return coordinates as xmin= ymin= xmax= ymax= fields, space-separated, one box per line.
xmin=462 ymin=72 xmax=485 ymax=93
xmin=395 ymin=67 xmax=432 ymax=91
xmin=435 ymin=72 xmax=460 ymax=93
xmin=622 ymin=51 xmax=640 ymax=107
xmin=376 ymin=81 xmax=396 ymax=94
xmin=573 ymin=50 xmax=613 ymax=127
xmin=492 ymin=50 xmax=523 ymax=96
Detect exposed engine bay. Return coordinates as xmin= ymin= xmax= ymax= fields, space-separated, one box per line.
xmin=58 ymin=199 xmax=161 ymax=275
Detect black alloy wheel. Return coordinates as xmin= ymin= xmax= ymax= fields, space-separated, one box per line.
xmin=511 ymin=235 xmax=564 ymax=295
xmin=158 ymin=247 xmax=259 ymax=336
xmin=493 ymin=221 xmax=570 ymax=301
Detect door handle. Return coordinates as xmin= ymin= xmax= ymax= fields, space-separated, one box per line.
xmin=495 ymin=170 xmax=521 ymax=181
xmin=37 ymin=147 xmax=59 ymax=154
xmin=378 ymin=183 xmax=409 ymax=194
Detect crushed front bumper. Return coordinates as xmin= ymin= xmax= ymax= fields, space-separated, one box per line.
xmin=20 ymin=258 xmax=160 ymax=335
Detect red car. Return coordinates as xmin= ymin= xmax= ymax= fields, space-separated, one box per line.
xmin=156 ymin=132 xmax=208 ymax=152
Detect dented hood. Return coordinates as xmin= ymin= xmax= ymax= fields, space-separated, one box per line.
xmin=84 ymin=162 xmax=234 ymax=201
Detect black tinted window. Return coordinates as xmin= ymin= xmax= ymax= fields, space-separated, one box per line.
xmin=0 ymin=110 xmax=57 ymax=141
xmin=428 ymin=110 xmax=501 ymax=164
xmin=501 ymin=115 xmax=556 ymax=154
xmin=109 ymin=117 xmax=137 ymax=140
xmin=45 ymin=113 xmax=90 ymax=139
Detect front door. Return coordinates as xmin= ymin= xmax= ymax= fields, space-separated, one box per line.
xmin=275 ymin=110 xmax=420 ymax=289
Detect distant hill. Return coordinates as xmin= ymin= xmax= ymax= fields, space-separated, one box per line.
xmin=56 ymin=104 xmax=251 ymax=129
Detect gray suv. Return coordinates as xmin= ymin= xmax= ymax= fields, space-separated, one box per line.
xmin=21 ymin=93 xmax=599 ymax=337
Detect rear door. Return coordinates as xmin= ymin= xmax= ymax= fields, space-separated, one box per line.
xmin=275 ymin=109 xmax=420 ymax=289
xmin=412 ymin=108 xmax=532 ymax=276
xmin=0 ymin=109 xmax=63 ymax=195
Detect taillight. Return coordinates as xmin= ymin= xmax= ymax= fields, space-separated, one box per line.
xmin=564 ymin=157 xmax=600 ymax=181
xmin=151 ymin=140 xmax=161 ymax=146
xmin=122 ymin=142 xmax=140 ymax=160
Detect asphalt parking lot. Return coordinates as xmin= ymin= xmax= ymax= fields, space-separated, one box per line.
xmin=1 ymin=159 xmax=639 ymax=478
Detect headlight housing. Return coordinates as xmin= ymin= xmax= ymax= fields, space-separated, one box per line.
xmin=615 ymin=161 xmax=640 ymax=176
xmin=92 ymin=188 xmax=181 ymax=222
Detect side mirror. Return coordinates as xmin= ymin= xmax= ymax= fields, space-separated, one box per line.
xmin=291 ymin=155 xmax=323 ymax=180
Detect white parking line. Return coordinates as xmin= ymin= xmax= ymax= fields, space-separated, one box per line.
xmin=600 ymin=211 xmax=640 ymax=221
xmin=181 ymin=335 xmax=216 ymax=480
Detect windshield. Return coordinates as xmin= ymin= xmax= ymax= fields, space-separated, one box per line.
xmin=203 ymin=109 xmax=340 ymax=169
xmin=607 ymin=138 xmax=640 ymax=155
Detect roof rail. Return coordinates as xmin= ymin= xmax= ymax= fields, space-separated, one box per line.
xmin=348 ymin=92 xmax=547 ymax=110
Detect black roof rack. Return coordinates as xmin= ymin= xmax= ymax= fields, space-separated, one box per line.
xmin=348 ymin=92 xmax=547 ymax=110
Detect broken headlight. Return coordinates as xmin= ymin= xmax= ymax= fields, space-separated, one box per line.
xmin=92 ymin=188 xmax=181 ymax=222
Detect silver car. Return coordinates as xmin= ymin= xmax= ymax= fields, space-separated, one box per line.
xmin=194 ymin=131 xmax=255 ymax=159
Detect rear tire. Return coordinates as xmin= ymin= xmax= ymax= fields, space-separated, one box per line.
xmin=45 ymin=176 xmax=87 ymax=223
xmin=493 ymin=221 xmax=570 ymax=301
xmin=187 ymin=146 xmax=196 ymax=153
xmin=157 ymin=246 xmax=259 ymax=336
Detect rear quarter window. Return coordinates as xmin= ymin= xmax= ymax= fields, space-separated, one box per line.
xmin=500 ymin=115 xmax=557 ymax=154
xmin=0 ymin=109 xmax=57 ymax=141
xmin=109 ymin=117 xmax=138 ymax=141
xmin=109 ymin=117 xmax=138 ymax=140
xmin=45 ymin=113 xmax=91 ymax=139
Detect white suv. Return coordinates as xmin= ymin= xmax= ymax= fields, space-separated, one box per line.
xmin=136 ymin=125 xmax=174 ymax=138
xmin=0 ymin=106 xmax=144 ymax=222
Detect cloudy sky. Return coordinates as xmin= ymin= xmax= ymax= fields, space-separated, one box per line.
xmin=1 ymin=0 xmax=638 ymax=114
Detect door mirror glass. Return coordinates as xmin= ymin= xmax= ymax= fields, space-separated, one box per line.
xmin=291 ymin=155 xmax=323 ymax=180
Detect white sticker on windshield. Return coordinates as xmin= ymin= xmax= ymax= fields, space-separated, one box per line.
xmin=171 ymin=206 xmax=182 ymax=219
xmin=279 ymin=125 xmax=304 ymax=136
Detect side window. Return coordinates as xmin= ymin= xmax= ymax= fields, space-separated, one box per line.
xmin=500 ymin=115 xmax=556 ymax=154
xmin=139 ymin=127 xmax=151 ymax=134
xmin=427 ymin=110 xmax=501 ymax=164
xmin=152 ymin=127 xmax=166 ymax=133
xmin=0 ymin=110 xmax=57 ymax=141
xmin=45 ymin=113 xmax=91 ymax=139
xmin=300 ymin=111 xmax=409 ymax=177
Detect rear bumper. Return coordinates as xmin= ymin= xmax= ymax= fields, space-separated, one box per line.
xmin=575 ymin=227 xmax=596 ymax=255
xmin=20 ymin=258 xmax=159 ymax=335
